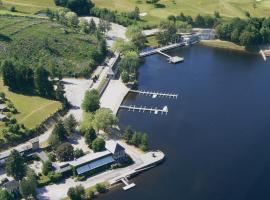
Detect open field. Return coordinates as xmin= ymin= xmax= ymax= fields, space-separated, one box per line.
xmin=93 ymin=0 xmax=270 ymax=24
xmin=1 ymin=0 xmax=57 ymax=14
xmin=0 ymin=80 xmax=62 ymax=129
xmin=0 ymin=15 xmax=104 ymax=76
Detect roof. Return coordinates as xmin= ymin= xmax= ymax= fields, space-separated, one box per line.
xmin=0 ymin=113 xmax=7 ymax=119
xmin=58 ymin=150 xmax=112 ymax=168
xmin=105 ymin=141 xmax=125 ymax=154
xmin=76 ymin=155 xmax=115 ymax=175
xmin=0 ymin=104 xmax=7 ymax=109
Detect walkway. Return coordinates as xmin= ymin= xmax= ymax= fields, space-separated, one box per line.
xmin=139 ymin=43 xmax=185 ymax=57
xmin=100 ymin=80 xmax=130 ymax=115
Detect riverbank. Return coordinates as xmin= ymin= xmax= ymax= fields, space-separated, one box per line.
xmin=200 ymin=39 xmax=246 ymax=52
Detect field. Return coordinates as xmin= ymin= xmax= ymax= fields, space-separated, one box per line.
xmin=1 ymin=0 xmax=57 ymax=14
xmin=0 ymin=80 xmax=62 ymax=129
xmin=93 ymin=0 xmax=270 ymax=24
xmin=0 ymin=15 xmax=104 ymax=76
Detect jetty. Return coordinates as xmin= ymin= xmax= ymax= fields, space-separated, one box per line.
xmin=140 ymin=43 xmax=184 ymax=63
xmin=130 ymin=89 xmax=178 ymax=99
xmin=120 ymin=177 xmax=136 ymax=190
xmin=119 ymin=105 xmax=168 ymax=115
xmin=260 ymin=49 xmax=270 ymax=61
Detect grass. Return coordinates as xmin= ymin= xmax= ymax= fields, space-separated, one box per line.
xmin=0 ymin=80 xmax=62 ymax=129
xmin=0 ymin=15 xmax=104 ymax=76
xmin=93 ymin=0 xmax=270 ymax=24
xmin=200 ymin=39 xmax=246 ymax=52
xmin=146 ymin=35 xmax=158 ymax=47
xmin=1 ymin=0 xmax=58 ymax=14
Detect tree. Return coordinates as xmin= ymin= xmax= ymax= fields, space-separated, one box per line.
xmin=126 ymin=25 xmax=146 ymax=49
xmin=194 ymin=14 xmax=205 ymax=27
xmin=82 ymin=89 xmax=100 ymax=112
xmin=214 ymin=11 xmax=220 ymax=18
xmin=85 ymin=189 xmax=95 ymax=199
xmin=5 ymin=150 xmax=26 ymax=181
xmin=79 ymin=18 xmax=90 ymax=33
xmin=98 ymin=17 xmax=111 ymax=33
xmin=34 ymin=65 xmax=53 ymax=97
xmin=118 ymin=51 xmax=140 ymax=81
xmin=48 ymin=121 xmax=68 ymax=148
xmin=1 ymin=60 xmax=17 ymax=90
xmin=64 ymin=114 xmax=77 ymax=135
xmin=42 ymin=160 xmax=53 ymax=175
xmin=65 ymin=11 xmax=79 ymax=27
xmin=89 ymin=18 xmax=97 ymax=33
xmin=19 ymin=169 xmax=37 ymax=199
xmin=84 ymin=127 xmax=97 ymax=147
xmin=67 ymin=185 xmax=85 ymax=200
xmin=61 ymin=0 xmax=94 ymax=15
xmin=112 ymin=38 xmax=138 ymax=55
xmin=123 ymin=126 xmax=134 ymax=143
xmin=95 ymin=183 xmax=106 ymax=193
xmin=156 ymin=20 xmax=178 ymax=45
xmin=92 ymin=108 xmax=118 ymax=132
xmin=0 ymin=189 xmax=12 ymax=200
xmin=74 ymin=148 xmax=84 ymax=158
xmin=56 ymin=142 xmax=74 ymax=161
xmin=91 ymin=137 xmax=105 ymax=152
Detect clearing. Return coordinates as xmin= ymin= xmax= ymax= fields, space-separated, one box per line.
xmin=0 ymin=80 xmax=62 ymax=129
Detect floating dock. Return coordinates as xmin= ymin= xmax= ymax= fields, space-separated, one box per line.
xmin=130 ymin=90 xmax=178 ymax=99
xmin=120 ymin=105 xmax=168 ymax=115
xmin=157 ymin=50 xmax=184 ymax=63
xmin=260 ymin=49 xmax=270 ymax=61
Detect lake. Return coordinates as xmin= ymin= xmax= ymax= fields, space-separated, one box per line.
xmin=100 ymin=45 xmax=270 ymax=200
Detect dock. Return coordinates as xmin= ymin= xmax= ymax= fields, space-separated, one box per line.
xmin=119 ymin=105 xmax=168 ymax=115
xmin=260 ymin=49 xmax=270 ymax=61
xmin=130 ymin=89 xmax=178 ymax=99
xmin=140 ymin=43 xmax=185 ymax=63
xmin=120 ymin=177 xmax=136 ymax=190
xmin=157 ymin=50 xmax=184 ymax=63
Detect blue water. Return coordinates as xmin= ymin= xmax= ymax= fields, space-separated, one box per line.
xmin=100 ymin=45 xmax=270 ymax=200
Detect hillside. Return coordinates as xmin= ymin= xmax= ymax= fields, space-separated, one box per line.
xmin=0 ymin=15 xmax=105 ymax=77
xmin=93 ymin=0 xmax=270 ymax=23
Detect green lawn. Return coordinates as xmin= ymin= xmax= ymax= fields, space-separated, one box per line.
xmin=0 ymin=80 xmax=62 ymax=129
xmin=1 ymin=0 xmax=58 ymax=14
xmin=93 ymin=0 xmax=270 ymax=24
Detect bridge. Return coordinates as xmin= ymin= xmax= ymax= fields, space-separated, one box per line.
xmin=119 ymin=105 xmax=168 ymax=115
xmin=130 ymin=89 xmax=178 ymax=99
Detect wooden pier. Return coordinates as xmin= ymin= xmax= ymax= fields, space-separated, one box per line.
xmin=157 ymin=50 xmax=184 ymax=63
xmin=120 ymin=105 xmax=168 ymax=115
xmin=139 ymin=42 xmax=185 ymax=58
xmin=260 ymin=49 xmax=270 ymax=61
xmin=120 ymin=177 xmax=136 ymax=190
xmin=130 ymin=90 xmax=178 ymax=99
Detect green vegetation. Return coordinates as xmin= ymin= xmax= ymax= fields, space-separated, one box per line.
xmin=0 ymin=80 xmax=61 ymax=130
xmin=56 ymin=142 xmax=74 ymax=161
xmin=0 ymin=15 xmax=106 ymax=77
xmin=67 ymin=185 xmax=85 ymax=200
xmin=48 ymin=121 xmax=68 ymax=148
xmin=82 ymin=89 xmax=100 ymax=112
xmin=19 ymin=169 xmax=37 ymax=199
xmin=54 ymin=0 xmax=94 ymax=15
xmin=123 ymin=126 xmax=149 ymax=151
xmin=93 ymin=0 xmax=270 ymax=24
xmin=200 ymin=39 xmax=245 ymax=51
xmin=92 ymin=108 xmax=118 ymax=132
xmin=91 ymin=137 xmax=105 ymax=152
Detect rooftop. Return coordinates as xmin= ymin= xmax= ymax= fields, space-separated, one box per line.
xmin=105 ymin=141 xmax=125 ymax=154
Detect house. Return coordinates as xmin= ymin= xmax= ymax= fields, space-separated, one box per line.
xmin=105 ymin=141 xmax=126 ymax=161
xmin=0 ymin=104 xmax=8 ymax=112
xmin=55 ymin=150 xmax=115 ymax=175
xmin=0 ymin=113 xmax=8 ymax=122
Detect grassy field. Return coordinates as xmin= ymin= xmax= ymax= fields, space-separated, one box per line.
xmin=93 ymin=0 xmax=270 ymax=24
xmin=0 ymin=15 xmax=104 ymax=76
xmin=1 ymin=0 xmax=57 ymax=14
xmin=0 ymin=80 xmax=62 ymax=129
xmin=200 ymin=39 xmax=246 ymax=51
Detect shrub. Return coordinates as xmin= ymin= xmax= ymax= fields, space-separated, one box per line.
xmin=95 ymin=183 xmax=107 ymax=193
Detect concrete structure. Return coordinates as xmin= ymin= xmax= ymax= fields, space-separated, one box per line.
xmin=106 ymin=141 xmax=126 ymax=161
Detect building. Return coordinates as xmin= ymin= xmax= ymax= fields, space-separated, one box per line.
xmin=55 ymin=142 xmax=126 ymax=176
xmin=0 ymin=104 xmax=8 ymax=112
xmin=0 ymin=138 xmax=40 ymax=166
xmin=105 ymin=141 xmax=126 ymax=161
xmin=0 ymin=113 xmax=8 ymax=122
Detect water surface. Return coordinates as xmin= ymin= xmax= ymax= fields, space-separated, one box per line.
xmin=101 ymin=45 xmax=270 ymax=200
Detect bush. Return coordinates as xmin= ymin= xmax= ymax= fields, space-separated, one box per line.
xmin=37 ymin=175 xmax=51 ymax=187
xmin=42 ymin=161 xmax=53 ymax=175
xmin=74 ymin=148 xmax=84 ymax=159
xmin=56 ymin=142 xmax=74 ymax=161
xmin=67 ymin=185 xmax=85 ymax=200
xmin=48 ymin=172 xmax=62 ymax=183
xmin=91 ymin=137 xmax=105 ymax=152
xmin=95 ymin=183 xmax=107 ymax=193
